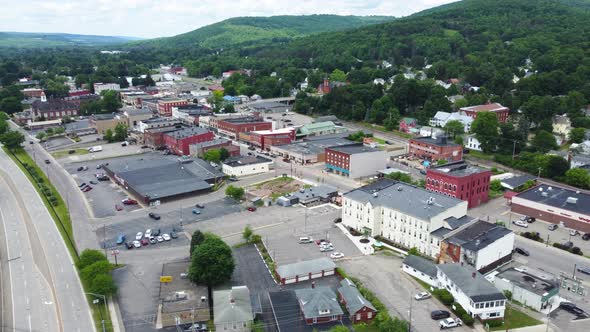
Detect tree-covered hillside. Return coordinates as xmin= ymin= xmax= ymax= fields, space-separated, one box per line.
xmin=132 ymin=15 xmax=394 ymax=50
xmin=0 ymin=32 xmax=140 ymax=48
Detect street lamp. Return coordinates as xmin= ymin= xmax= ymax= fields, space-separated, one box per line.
xmin=86 ymin=292 xmax=107 ymax=332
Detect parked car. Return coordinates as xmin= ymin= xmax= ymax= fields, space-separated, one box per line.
xmin=414 ymin=292 xmax=431 ymax=301
xmin=116 ymin=234 xmax=126 ymax=245
xmin=97 ymin=175 xmax=109 ymax=181
xmin=77 ymin=166 xmax=85 ymax=172
xmin=228 ymin=177 xmax=239 ymax=182
xmin=170 ymin=232 xmax=178 ymax=239
xmin=192 ymin=208 xmax=201 ymax=215
xmin=144 ymin=229 xmax=152 ymax=238
xmin=153 ymin=229 xmax=161 ymax=237
xmin=559 ymin=302 xmax=585 ymax=315
xmin=577 ymin=266 xmax=590 ymax=275
xmin=526 ymin=217 xmax=536 ymax=223
xmin=248 ymin=146 xmax=256 ymax=151
xmin=140 ymin=238 xmax=149 ymax=246
xmin=195 ymin=203 xmax=204 ymax=209
xmin=439 ymin=318 xmax=463 ymax=329
xmin=298 ymin=237 xmax=313 ymax=244
xmin=333 ymin=217 xmax=342 ymax=224
xmin=44 ymin=159 xmax=51 ymax=164
xmin=320 ymin=244 xmax=334 ymax=252
xmin=133 ymin=240 xmax=141 ymax=248
xmin=96 ymin=165 xmax=102 ymax=169
xmin=148 ymin=212 xmax=161 ymax=220
xmin=125 ymin=242 xmax=133 ymax=250
xmin=513 ymin=247 xmax=530 ymax=256
xmin=570 ymin=229 xmax=580 ymax=236
xmin=562 ymin=241 xmax=574 ymax=249
xmin=82 ymin=186 xmax=92 ymax=192
xmin=247 ymin=207 xmax=257 ymax=212
xmin=519 ymin=215 xmax=528 ymax=221
xmin=135 ymin=232 xmax=143 ymax=240
xmin=512 ymin=220 xmax=528 ymax=228
xmin=122 ymin=198 xmax=138 ymax=205
xmin=157 ymin=236 xmax=164 ymax=243
xmin=431 ymin=310 xmax=450 ymax=320
xmin=78 ymin=182 xmax=87 ymax=188
xmin=548 ymin=224 xmax=558 ymax=231
xmin=330 ymin=252 xmax=344 ymax=259
xmin=89 ymin=180 xmax=97 ymax=185
xmin=149 ymin=237 xmax=157 ymax=244
xmin=583 ymin=233 xmax=590 ymax=241
xmin=162 ymin=233 xmax=171 ymax=241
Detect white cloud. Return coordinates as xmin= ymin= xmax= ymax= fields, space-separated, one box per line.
xmin=0 ymin=0 xmax=458 ymax=38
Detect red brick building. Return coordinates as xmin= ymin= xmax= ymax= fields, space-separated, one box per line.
xmin=460 ymin=103 xmax=510 ymax=123
xmin=143 ymin=126 xmax=181 ymax=148
xmin=425 ymin=161 xmax=491 ymax=208
xmin=189 ymin=138 xmax=240 ymax=157
xmin=248 ymin=128 xmax=296 ymax=150
xmin=157 ymin=98 xmax=188 ymax=117
xmin=409 ymin=136 xmax=463 ymax=162
xmin=163 ymin=127 xmax=215 ymax=155
xmin=217 ymin=116 xmax=272 ymax=139
xmin=338 ymin=279 xmax=377 ymax=324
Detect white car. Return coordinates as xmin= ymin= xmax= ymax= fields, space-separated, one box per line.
xmin=132 ymin=240 xmax=141 ymax=248
xmin=330 ymin=252 xmax=344 ymax=259
xmin=162 ymin=233 xmax=171 ymax=241
xmin=570 ymin=229 xmax=579 ymax=236
xmin=414 ymin=292 xmax=431 ymax=301
xmin=157 ymin=236 xmax=164 ymax=243
xmin=144 ymin=229 xmax=152 ymax=238
xmin=440 ymin=318 xmax=463 ymax=329
xmin=135 ymin=232 xmax=143 ymax=240
xmin=512 ymin=220 xmax=528 ymax=228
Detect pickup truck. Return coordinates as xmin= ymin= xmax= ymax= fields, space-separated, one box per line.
xmin=439 ymin=318 xmax=463 ymax=329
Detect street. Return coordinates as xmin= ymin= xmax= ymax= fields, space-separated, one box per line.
xmin=0 ymin=148 xmax=95 ymax=332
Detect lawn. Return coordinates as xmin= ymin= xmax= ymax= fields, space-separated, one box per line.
xmin=489 ymin=190 xmax=503 ymax=199
xmin=51 ymin=148 xmax=89 ymax=159
xmin=489 ymin=306 xmax=542 ymax=331
xmin=465 ymin=150 xmax=494 ymax=160
xmin=4 ymin=147 xmax=114 ymax=332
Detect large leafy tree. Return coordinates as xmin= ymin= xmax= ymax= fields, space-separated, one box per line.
xmin=188 ymin=234 xmax=235 ymax=286
xmin=0 ymin=130 xmax=24 ymax=151
xmin=532 ymin=130 xmax=558 ymax=153
xmin=570 ymin=127 xmax=586 ymax=143
xmin=190 ymin=230 xmax=205 ymax=257
xmin=443 ymin=120 xmax=465 ymax=138
xmin=101 ymin=90 xmax=122 ymax=112
xmin=565 ymin=168 xmax=590 ymax=189
xmin=471 ymin=112 xmax=499 ymax=153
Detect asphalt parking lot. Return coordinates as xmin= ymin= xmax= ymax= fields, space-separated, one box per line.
xmin=549 ymin=307 xmax=590 ymax=332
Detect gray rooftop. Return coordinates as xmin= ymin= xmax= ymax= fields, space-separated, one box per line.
xmin=276 ymin=258 xmax=335 ymax=279
xmin=223 ymin=156 xmax=273 ymax=167
xmin=445 ymin=215 xmax=477 ymax=230
xmin=190 ymin=138 xmax=231 ymax=150
xmin=338 ymin=279 xmax=376 ymax=314
xmin=214 ymin=286 xmax=253 ymax=324
xmin=430 ymin=161 xmax=489 ymax=177
xmin=288 ymin=185 xmax=338 ymax=202
xmin=438 ymin=264 xmax=505 ymax=302
xmin=164 ymin=127 xmax=211 ymax=139
xmin=344 ymin=179 xmax=465 ymax=221
xmin=495 ymin=268 xmax=559 ymax=297
xmin=412 ymin=136 xmax=460 ymax=147
xmin=515 ymin=184 xmax=590 ymax=215
xmin=327 ymin=143 xmax=381 ymax=155
xmin=500 ymin=175 xmax=536 ymax=190
xmin=275 ymin=137 xmax=352 ymax=156
xmin=124 ymin=108 xmax=152 ymax=116
xmin=403 ymin=255 xmax=437 ymax=278
xmin=448 ymin=220 xmax=512 ymax=252
xmin=294 ymin=287 xmax=343 ymax=319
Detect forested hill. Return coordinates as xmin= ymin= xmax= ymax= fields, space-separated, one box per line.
xmin=0 ymin=32 xmax=140 ymax=48
xmin=131 ymin=15 xmax=394 ymax=49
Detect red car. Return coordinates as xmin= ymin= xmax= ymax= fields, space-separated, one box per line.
xmin=140 ymin=238 xmax=149 ymax=246
xmin=122 ymin=198 xmax=138 ymax=205
xmin=247 ymin=207 xmax=257 ymax=212
xmin=82 ymin=186 xmax=92 ymax=192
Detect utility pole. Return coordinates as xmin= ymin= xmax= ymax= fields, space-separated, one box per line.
xmin=573 ymin=263 xmax=577 ymax=279
xmin=512 ymin=140 xmax=517 ymax=160
xmin=546 ymin=234 xmax=550 ymax=247
xmin=103 ymin=224 xmax=107 ymax=257
xmin=408 ymin=295 xmax=413 ymax=332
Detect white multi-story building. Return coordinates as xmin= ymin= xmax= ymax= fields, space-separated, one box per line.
xmin=342 ymin=179 xmax=468 ymax=258
xmin=93 ymin=83 xmax=121 ymax=95
xmin=437 ymin=264 xmax=506 ymax=320
xmin=430 ymin=111 xmax=473 ymax=132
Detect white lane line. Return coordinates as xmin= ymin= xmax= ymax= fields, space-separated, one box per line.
xmin=0 ymin=206 xmax=16 ymax=332
xmin=28 ymin=313 xmax=32 ymax=332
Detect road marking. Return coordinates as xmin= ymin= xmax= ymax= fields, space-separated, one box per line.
xmin=0 ymin=205 xmax=16 ymax=332
xmin=28 ymin=313 xmax=31 ymax=332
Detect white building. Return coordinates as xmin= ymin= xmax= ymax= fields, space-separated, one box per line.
xmin=222 ymin=156 xmax=273 ymax=177
xmin=437 ymin=264 xmax=506 ymax=320
xmin=430 ymin=111 xmax=473 ymax=132
xmin=373 ymin=78 xmax=386 ymax=85
xmin=342 ymin=179 xmax=468 ymax=258
xmin=402 ymin=255 xmax=439 ymax=287
xmin=491 ymin=268 xmax=559 ymax=311
xmin=465 ymin=134 xmax=482 ymax=151
xmin=93 ymin=83 xmax=120 ymax=95
xmin=419 ymin=126 xmax=445 ymax=139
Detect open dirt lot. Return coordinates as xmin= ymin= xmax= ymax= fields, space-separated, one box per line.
xmin=247 ymin=176 xmax=306 ymax=199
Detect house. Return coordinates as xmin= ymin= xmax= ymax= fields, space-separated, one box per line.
xmin=295 ymin=286 xmax=344 ymax=325
xmin=373 ymin=78 xmax=386 ymax=85
xmin=438 ymin=220 xmax=515 ymax=274
xmin=93 ymin=83 xmax=120 ymax=94
xmin=553 ymin=114 xmax=572 ymax=139
xmin=296 ymin=121 xmax=346 ymax=138
xmin=399 ymin=117 xmax=418 ymax=133
xmin=491 ymin=267 xmax=559 ymax=311
xmin=342 ymin=179 xmax=469 ymax=258
xmin=163 ymin=127 xmax=215 ymax=155
xmin=408 ymin=136 xmax=463 ymax=162
xmin=437 ymin=264 xmax=506 ymax=321
xmin=223 ymin=95 xmax=242 ymax=105
xmin=217 ymin=117 xmax=272 ymax=140
xmin=419 ymin=126 xmax=445 ymax=139
xmin=401 ymin=255 xmax=439 ymax=287
xmin=222 ymin=156 xmax=273 ymax=177
xmin=465 ymin=134 xmax=482 ymax=151
xmin=317 ymin=79 xmax=347 ymax=94
xmin=325 ymin=143 xmax=387 ymax=178
xmin=459 ymin=103 xmax=510 ymax=123
xmin=337 ymin=279 xmax=377 ymax=324
xmin=275 ymin=258 xmax=336 ymax=285
xmin=277 ymin=185 xmax=338 ymax=207
xmin=425 ymin=161 xmax=492 ymax=209
xmin=213 ymin=286 xmax=254 ymax=332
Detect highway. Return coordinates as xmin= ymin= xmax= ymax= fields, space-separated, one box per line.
xmin=0 ymin=148 xmax=95 ymax=332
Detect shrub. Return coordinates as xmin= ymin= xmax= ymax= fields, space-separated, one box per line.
xmin=461 ymin=313 xmax=475 ymax=326
xmin=77 ymin=249 xmax=107 ymax=269
xmin=571 ymin=247 xmax=583 ymax=255
xmin=433 ymin=289 xmax=454 ymax=305
xmin=485 ymin=319 xmax=503 ymax=328
xmin=250 ymin=234 xmax=262 ymax=244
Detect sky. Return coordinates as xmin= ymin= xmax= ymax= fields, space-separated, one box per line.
xmin=0 ymin=0 xmax=459 ymax=39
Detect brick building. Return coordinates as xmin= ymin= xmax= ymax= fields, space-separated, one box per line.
xmin=460 ymin=103 xmax=510 ymax=123
xmin=408 ymin=136 xmax=463 ymax=162
xmin=163 ymin=127 xmax=215 ymax=155
xmin=143 ymin=126 xmax=183 ymax=148
xmin=157 ymin=98 xmax=188 ymax=117
xmin=189 ymin=138 xmax=240 ymax=157
xmin=425 ymin=161 xmax=491 ymax=208
xmin=217 ymin=116 xmax=272 ymax=139
xmin=248 ymin=128 xmax=296 ymax=150
xmin=31 ymin=99 xmax=81 ymax=120
xmin=325 ymin=143 xmax=386 ymax=178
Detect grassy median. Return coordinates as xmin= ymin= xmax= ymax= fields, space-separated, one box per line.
xmin=3 ymin=147 xmax=114 ymax=332
xmin=51 ymin=148 xmax=89 ymax=159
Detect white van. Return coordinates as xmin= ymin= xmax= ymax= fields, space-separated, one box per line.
xmin=298 ymin=236 xmax=313 ymax=244
xmin=88 ymin=146 xmax=103 ymax=153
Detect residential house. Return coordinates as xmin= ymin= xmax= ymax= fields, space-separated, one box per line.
xmin=295 ymin=286 xmax=344 ymax=325
xmin=213 ymin=286 xmax=254 ymax=332
xmin=553 ymin=114 xmax=572 ymax=140
xmin=399 ymin=117 xmax=418 ymax=133
xmin=338 ymin=279 xmax=377 ymax=324
xmin=465 ymin=134 xmax=482 ymax=152
xmin=419 ymin=126 xmax=445 ymax=139
xmin=430 ymin=112 xmax=473 ymax=132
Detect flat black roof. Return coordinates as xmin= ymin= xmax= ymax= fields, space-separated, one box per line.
xmin=515 ymin=184 xmax=590 ymax=215
xmin=327 ymin=143 xmax=380 ymax=155
xmin=412 ymin=136 xmax=460 ymax=147
xmin=431 ymin=161 xmax=489 ymax=177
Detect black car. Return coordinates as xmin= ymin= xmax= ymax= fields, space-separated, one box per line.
xmin=431 ymin=310 xmax=450 ymax=320
xmin=77 ymin=166 xmax=84 ymax=172
xmin=152 ymin=228 xmax=161 ymax=237
xmin=248 ymin=146 xmax=256 ymax=151
xmin=44 ymin=159 xmax=51 ymax=164
xmin=149 ymin=212 xmax=161 ymax=220
xmin=559 ymin=302 xmax=585 ymax=315
xmin=195 ymin=204 xmax=205 ymax=209
xmin=513 ymin=247 xmax=530 ymax=256
xmin=526 ymin=217 xmax=536 ymax=223
xmin=333 ymin=217 xmax=342 ymax=224
xmin=577 ymin=266 xmax=590 ymax=275
xmin=582 ymin=233 xmax=590 ymax=241
xmin=171 ymin=232 xmax=178 ymax=239
xmin=125 ymin=241 xmax=134 ymax=250
xmin=78 ymin=182 xmax=87 ymax=188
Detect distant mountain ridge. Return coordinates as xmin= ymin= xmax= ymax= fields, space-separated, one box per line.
xmin=0 ymin=32 xmax=142 ymax=48
xmin=131 ymin=15 xmax=395 ymax=50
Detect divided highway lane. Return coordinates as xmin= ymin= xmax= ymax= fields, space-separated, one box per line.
xmin=0 ymin=148 xmax=95 ymax=332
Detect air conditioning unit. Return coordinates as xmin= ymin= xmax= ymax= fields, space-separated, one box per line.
xmin=175 ymin=291 xmax=187 ymax=300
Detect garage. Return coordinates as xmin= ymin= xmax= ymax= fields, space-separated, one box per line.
xmin=276 ymin=258 xmax=336 ymax=286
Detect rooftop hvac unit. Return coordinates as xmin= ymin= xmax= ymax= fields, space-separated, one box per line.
xmin=541 ymin=192 xmax=548 ymax=197
xmin=566 ymin=197 xmax=578 ymax=204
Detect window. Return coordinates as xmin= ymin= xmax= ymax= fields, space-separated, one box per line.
xmin=485 ymin=302 xmax=491 ymax=308
xmin=367 ymin=311 xmax=372 ymax=319
xmin=319 ymin=309 xmax=331 ymax=315
xmin=489 ymin=312 xmax=499 ymax=317
xmin=356 ymin=313 xmax=361 ymax=321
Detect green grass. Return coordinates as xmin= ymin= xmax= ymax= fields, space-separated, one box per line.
xmin=51 ymin=148 xmax=89 ymax=159
xmin=466 ymin=150 xmax=495 ymax=160
xmin=412 ymin=276 xmax=433 ymax=291
xmin=3 ymin=148 xmax=114 ymax=332
xmin=353 ymin=323 xmax=381 ymax=332
xmin=254 ymin=176 xmax=294 ymax=189
xmin=490 ymin=306 xmax=542 ymax=331
xmin=489 ymin=190 xmax=504 ymax=199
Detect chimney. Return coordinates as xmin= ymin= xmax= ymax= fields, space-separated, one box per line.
xmin=312 ymin=281 xmax=316 ymax=289
xmin=472 ymin=272 xmax=476 ymax=279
